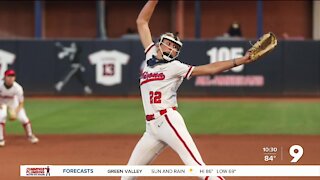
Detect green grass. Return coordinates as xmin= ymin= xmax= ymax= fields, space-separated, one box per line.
xmin=6 ymin=98 xmax=320 ymax=135
xmin=179 ymin=101 xmax=320 ymax=134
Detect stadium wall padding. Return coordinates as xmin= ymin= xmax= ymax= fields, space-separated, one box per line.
xmin=0 ymin=40 xmax=319 ymax=96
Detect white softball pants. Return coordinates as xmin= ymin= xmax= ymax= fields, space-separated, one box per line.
xmin=122 ymin=109 xmax=225 ymax=180
xmin=0 ymin=102 xmax=34 ymax=140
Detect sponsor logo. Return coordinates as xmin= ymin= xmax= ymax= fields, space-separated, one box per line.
xmin=26 ymin=166 xmax=50 ymax=176
xmin=195 ymin=75 xmax=264 ymax=87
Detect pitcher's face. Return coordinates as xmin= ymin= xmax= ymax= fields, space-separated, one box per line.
xmin=160 ymin=39 xmax=180 ymax=57
xmin=156 ymin=39 xmax=182 ymax=61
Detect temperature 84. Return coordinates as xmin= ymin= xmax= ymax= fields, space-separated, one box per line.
xmin=264 ymin=155 xmax=276 ymax=162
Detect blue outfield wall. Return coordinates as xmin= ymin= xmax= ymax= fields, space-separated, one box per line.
xmin=0 ymin=39 xmax=319 ymax=96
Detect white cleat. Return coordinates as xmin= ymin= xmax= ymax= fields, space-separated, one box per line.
xmin=0 ymin=139 xmax=5 ymax=147
xmin=28 ymin=135 xmax=39 ymax=144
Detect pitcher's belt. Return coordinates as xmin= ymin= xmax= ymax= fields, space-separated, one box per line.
xmin=146 ymin=107 xmax=177 ymax=121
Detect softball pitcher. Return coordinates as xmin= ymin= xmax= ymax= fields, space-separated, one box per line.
xmin=0 ymin=69 xmax=39 ymax=147
xmin=123 ymin=1 xmax=255 ymax=179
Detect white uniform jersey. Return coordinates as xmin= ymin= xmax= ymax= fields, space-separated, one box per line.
xmin=0 ymin=81 xmax=24 ymax=107
xmin=0 ymin=80 xmax=36 ymax=142
xmin=140 ymin=43 xmax=194 ymax=115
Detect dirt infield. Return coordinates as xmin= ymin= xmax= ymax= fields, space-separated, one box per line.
xmin=1 ymin=134 xmax=319 ymax=180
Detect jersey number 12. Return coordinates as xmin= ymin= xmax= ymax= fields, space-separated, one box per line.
xmin=149 ymin=91 xmax=162 ymax=104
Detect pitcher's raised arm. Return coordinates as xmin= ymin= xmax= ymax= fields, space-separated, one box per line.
xmin=136 ymin=0 xmax=158 ymax=49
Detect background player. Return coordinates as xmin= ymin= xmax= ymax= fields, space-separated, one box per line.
xmin=0 ymin=69 xmax=39 ymax=147
xmin=122 ymin=1 xmax=257 ymax=180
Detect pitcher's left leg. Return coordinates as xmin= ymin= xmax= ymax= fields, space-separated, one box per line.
xmin=159 ymin=111 xmax=225 ymax=180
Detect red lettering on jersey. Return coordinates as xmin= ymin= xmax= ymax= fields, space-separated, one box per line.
xmin=140 ymin=72 xmax=165 ymax=85
xmin=0 ymin=95 xmax=14 ymax=99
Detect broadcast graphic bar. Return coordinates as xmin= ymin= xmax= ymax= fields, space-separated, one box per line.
xmin=20 ymin=165 xmax=320 ymax=177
